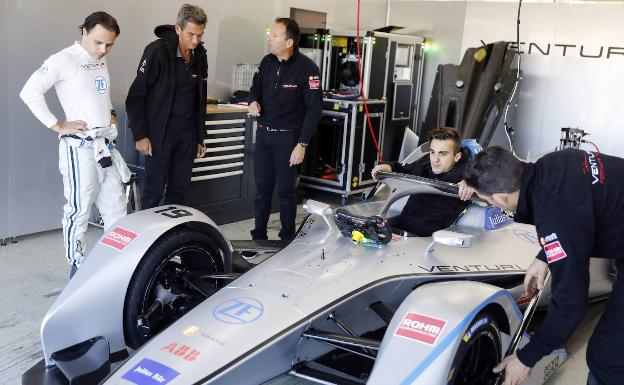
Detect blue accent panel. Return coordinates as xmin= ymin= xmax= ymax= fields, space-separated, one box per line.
xmin=460 ymin=139 xmax=482 ymax=159
xmin=551 ymin=348 xmax=568 ymax=360
xmin=484 ymin=206 xmax=513 ymax=231
xmin=399 ymin=290 xmax=518 ymax=385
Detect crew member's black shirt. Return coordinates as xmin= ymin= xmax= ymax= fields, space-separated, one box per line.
xmin=514 ymin=149 xmax=624 ymax=369
xmin=168 ymin=49 xmax=200 ymax=132
xmin=249 ymin=50 xmax=322 ymax=145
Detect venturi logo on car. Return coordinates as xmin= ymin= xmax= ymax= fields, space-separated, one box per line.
xmin=394 ymin=312 xmax=447 ymax=346
xmin=100 ymin=227 xmax=138 ymax=251
xmin=213 ymin=297 xmax=264 ymax=324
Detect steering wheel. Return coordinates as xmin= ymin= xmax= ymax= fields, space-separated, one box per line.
xmin=333 ymin=208 xmax=392 ymax=245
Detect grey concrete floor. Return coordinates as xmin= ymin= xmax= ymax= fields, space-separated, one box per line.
xmin=0 ymin=208 xmax=603 ymax=385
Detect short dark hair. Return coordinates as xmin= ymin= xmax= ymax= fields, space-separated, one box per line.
xmin=275 ymin=17 xmax=301 ymax=49
xmin=79 ymin=11 xmax=120 ymax=36
xmin=177 ymin=4 xmax=207 ymax=29
xmin=427 ymin=126 xmax=461 ymax=154
xmin=463 ymin=146 xmax=524 ymax=196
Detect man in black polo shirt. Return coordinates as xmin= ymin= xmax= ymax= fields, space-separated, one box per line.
xmin=126 ymin=4 xmax=208 ymax=209
xmin=248 ymin=18 xmax=322 ymax=241
xmin=463 ymin=146 xmax=624 ymax=385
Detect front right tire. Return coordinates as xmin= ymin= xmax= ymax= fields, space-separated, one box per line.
xmin=447 ymin=312 xmax=502 ymax=385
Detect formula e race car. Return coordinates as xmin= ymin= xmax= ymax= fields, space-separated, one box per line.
xmin=22 ymin=170 xmax=614 ymax=385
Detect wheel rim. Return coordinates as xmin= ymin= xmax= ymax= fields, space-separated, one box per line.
xmin=452 ymin=330 xmax=500 ymax=385
xmin=136 ymin=244 xmax=219 ymax=342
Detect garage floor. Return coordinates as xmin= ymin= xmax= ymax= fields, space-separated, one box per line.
xmin=0 ymin=208 xmax=603 ymax=385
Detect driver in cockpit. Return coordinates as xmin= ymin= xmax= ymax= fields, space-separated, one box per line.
xmin=372 ymin=127 xmax=474 ymax=236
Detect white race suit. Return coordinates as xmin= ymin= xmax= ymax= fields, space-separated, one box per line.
xmin=20 ymin=42 xmax=126 ymax=268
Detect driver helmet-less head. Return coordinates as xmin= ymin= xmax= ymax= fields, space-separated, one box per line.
xmin=428 ymin=127 xmax=462 ymax=175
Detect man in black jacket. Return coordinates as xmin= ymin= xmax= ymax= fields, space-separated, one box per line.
xmin=126 ymin=4 xmax=208 ymax=209
xmin=372 ymin=127 xmax=474 ymax=236
xmin=464 ymin=146 xmax=624 ymax=385
xmin=248 ymin=18 xmax=322 ymax=241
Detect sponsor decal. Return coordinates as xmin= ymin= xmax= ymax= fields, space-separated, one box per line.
xmin=38 ymin=65 xmax=48 ymax=75
xmin=181 ymin=326 xmax=225 ymax=346
xmin=95 ymin=75 xmax=107 ymax=94
xmin=418 ymin=264 xmax=523 ymax=273
xmin=309 ymin=75 xmax=320 ymax=80
xmin=462 ymin=317 xmax=488 ymax=342
xmin=80 ymin=62 xmax=105 ymax=71
xmin=544 ymin=241 xmax=567 ymax=263
xmin=540 ymin=232 xmax=558 ymax=246
xmin=213 ymin=297 xmax=264 ymax=324
xmin=282 ymin=83 xmax=297 ymax=88
xmin=139 ymin=59 xmax=147 ymax=73
xmin=513 ymin=229 xmax=539 ymax=245
xmin=395 ymin=312 xmax=447 ymax=346
xmin=100 ymin=227 xmax=138 ymax=251
xmin=583 ymin=151 xmax=605 ymax=185
xmin=161 ymin=342 xmax=200 ymax=362
xmin=181 ymin=325 xmax=200 ymax=336
xmin=309 ymin=79 xmax=320 ymax=90
xmin=484 ymin=207 xmax=512 ymax=230
xmin=191 ymin=73 xmax=198 ymax=79
xmin=121 ymin=358 xmax=179 ymax=385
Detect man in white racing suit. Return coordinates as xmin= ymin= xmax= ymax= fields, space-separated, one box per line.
xmin=19 ymin=12 xmax=127 ymax=276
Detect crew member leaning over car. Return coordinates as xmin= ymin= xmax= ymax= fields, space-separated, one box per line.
xmin=371 ymin=127 xmax=475 ymax=236
xmin=463 ymin=146 xmax=624 ymax=385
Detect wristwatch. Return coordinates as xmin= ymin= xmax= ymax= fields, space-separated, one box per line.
xmin=298 ymin=142 xmax=308 ymax=147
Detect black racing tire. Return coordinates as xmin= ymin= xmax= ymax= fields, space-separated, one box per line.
xmin=447 ymin=312 xmax=502 ymax=385
xmin=123 ymin=229 xmax=224 ymax=349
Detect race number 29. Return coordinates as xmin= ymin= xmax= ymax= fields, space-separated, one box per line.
xmin=154 ymin=206 xmax=193 ymax=219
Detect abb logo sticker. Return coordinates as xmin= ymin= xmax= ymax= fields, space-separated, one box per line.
xmin=394 ymin=312 xmax=447 ymax=346
xmin=161 ymin=342 xmax=201 ymax=362
xmin=544 ymin=241 xmax=567 ymax=264
xmin=100 ymin=227 xmax=138 ymax=251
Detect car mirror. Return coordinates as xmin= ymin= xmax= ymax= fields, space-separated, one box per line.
xmin=426 ymin=230 xmax=473 ymax=253
xmin=303 ymin=200 xmax=335 ymax=230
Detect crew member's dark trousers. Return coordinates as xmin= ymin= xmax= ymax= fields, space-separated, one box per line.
xmin=142 ymin=128 xmax=196 ymax=209
xmin=586 ymin=260 xmax=624 ymax=385
xmin=252 ymin=127 xmax=297 ymax=240
xmin=587 ymin=371 xmax=602 ymax=385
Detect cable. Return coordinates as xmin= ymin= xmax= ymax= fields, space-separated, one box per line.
xmin=584 ymin=140 xmax=600 ymax=153
xmin=356 ymin=0 xmax=383 ymax=162
xmin=503 ymin=0 xmax=523 ymax=155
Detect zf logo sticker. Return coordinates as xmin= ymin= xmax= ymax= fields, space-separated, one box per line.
xmin=95 ymin=75 xmax=107 ymax=94
xmin=213 ymin=297 xmax=264 ymax=324
xmin=154 ymin=206 xmax=193 ymax=219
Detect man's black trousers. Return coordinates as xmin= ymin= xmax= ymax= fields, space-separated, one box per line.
xmin=586 ymin=260 xmax=624 ymax=385
xmin=252 ymin=127 xmax=297 ymax=240
xmin=142 ymin=128 xmax=196 ymax=209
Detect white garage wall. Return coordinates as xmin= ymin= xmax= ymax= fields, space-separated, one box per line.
xmin=461 ymin=2 xmax=624 ymax=158
xmin=1 ymin=0 xmax=9 ymax=239
xmin=4 ymin=0 xmax=624 ymax=238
